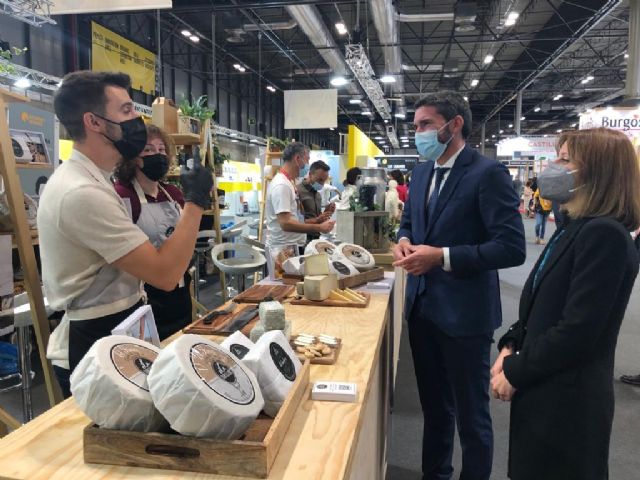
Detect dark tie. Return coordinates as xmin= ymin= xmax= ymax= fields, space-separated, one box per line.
xmin=427 ymin=167 xmax=450 ymax=223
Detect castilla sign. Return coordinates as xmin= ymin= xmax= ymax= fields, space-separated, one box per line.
xmin=580 ymin=107 xmax=640 ymax=139
xmin=496 ymin=136 xmax=558 ymax=157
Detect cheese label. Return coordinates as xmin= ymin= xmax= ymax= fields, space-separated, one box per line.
xmin=110 ymin=343 xmax=158 ymax=392
xmin=316 ymin=242 xmax=335 ymax=255
xmin=190 ymin=343 xmax=256 ymax=405
xmin=340 ymin=245 xmax=371 ymax=266
xmin=269 ymin=343 xmax=296 ymax=382
xmin=229 ymin=343 xmax=250 ymax=359
xmin=331 ymin=260 xmax=351 ymax=276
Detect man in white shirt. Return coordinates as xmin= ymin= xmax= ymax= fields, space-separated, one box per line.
xmin=39 ymin=71 xmax=213 ymax=396
xmin=264 ymin=142 xmax=334 ymax=251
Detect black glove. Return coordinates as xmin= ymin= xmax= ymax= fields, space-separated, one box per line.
xmin=180 ymin=162 xmax=213 ymax=210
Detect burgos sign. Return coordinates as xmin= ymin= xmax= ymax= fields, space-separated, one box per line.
xmin=579 ymin=107 xmax=640 ymax=138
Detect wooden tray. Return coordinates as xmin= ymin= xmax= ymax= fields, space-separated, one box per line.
xmin=83 ymin=360 xmax=310 ymax=478
xmin=291 ymin=338 xmax=342 ymax=365
xmin=282 ymin=267 xmax=385 ymax=289
xmin=233 ymin=284 xmax=295 ymax=304
xmin=183 ymin=304 xmax=260 ymax=336
xmin=290 ymin=292 xmax=370 ymax=308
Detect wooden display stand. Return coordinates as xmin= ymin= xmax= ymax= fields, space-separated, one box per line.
xmin=169 ymin=118 xmax=227 ymax=301
xmin=0 ymin=90 xmax=63 ymax=420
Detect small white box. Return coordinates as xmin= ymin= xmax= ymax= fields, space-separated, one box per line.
xmin=311 ymin=381 xmax=357 ymax=402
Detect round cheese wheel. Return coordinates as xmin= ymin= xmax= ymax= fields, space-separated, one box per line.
xmin=282 ymin=255 xmax=306 ymax=275
xmin=304 ymin=239 xmax=338 ymax=256
xmin=70 ymin=335 xmax=167 ymax=432
xmin=220 ymin=331 xmax=254 ymax=360
xmin=336 ymin=243 xmax=376 ymax=271
xmin=242 ymin=330 xmax=302 ymax=418
xmin=328 ymin=255 xmax=360 ymax=278
xmin=147 ymin=334 xmax=264 ymax=439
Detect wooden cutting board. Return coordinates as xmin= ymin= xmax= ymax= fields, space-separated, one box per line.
xmin=290 ymin=292 xmax=370 ymax=308
xmin=290 ymin=338 xmax=342 ymax=365
xmin=233 ymin=284 xmax=295 ymax=304
xmin=183 ymin=304 xmax=260 ymax=336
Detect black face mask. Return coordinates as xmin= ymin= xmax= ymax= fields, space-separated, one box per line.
xmin=94 ymin=113 xmax=147 ymax=160
xmin=140 ymin=153 xmax=169 ymax=181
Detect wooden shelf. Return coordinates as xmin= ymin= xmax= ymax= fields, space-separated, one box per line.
xmin=266 ymin=151 xmax=283 ymax=158
xmin=16 ymin=163 xmax=53 ymax=169
xmin=169 ymin=133 xmax=201 ymax=145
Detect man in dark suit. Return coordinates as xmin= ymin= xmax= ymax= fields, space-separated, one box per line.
xmin=393 ymin=91 xmax=526 ymax=480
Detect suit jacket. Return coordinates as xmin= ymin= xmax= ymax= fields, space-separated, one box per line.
xmin=500 ymin=217 xmax=640 ymax=480
xmin=398 ymin=145 xmax=526 ymax=337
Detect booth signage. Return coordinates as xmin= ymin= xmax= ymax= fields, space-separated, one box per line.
xmin=496 ymin=136 xmax=557 ymax=157
xmin=91 ymin=22 xmax=156 ymax=95
xmin=579 ymin=107 xmax=640 ymax=140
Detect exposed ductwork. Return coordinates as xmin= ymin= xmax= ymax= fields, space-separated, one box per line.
xmin=284 ymin=4 xmax=359 ymax=95
xmin=369 ymin=0 xmax=406 ymax=119
xmin=225 ymin=19 xmax=297 ymax=43
xmin=396 ymin=13 xmax=454 ymax=23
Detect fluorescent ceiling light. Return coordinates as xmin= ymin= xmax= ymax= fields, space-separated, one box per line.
xmin=553 ymin=94 xmax=563 ymax=100
xmin=349 ymin=99 xmax=362 ymax=104
xmin=394 ymin=113 xmax=405 ymax=119
xmin=266 ymin=85 xmax=276 ymax=92
xmin=499 ymin=129 xmax=504 ymax=134
xmin=330 ymin=127 xmax=335 ymax=131
xmin=374 ymin=136 xmax=383 ymax=140
xmin=362 ymin=110 xmax=372 ymax=115
xmin=483 ymin=54 xmax=494 ymax=65
xmin=491 ymin=134 xmax=496 ymax=138
xmin=335 ymin=22 xmax=347 ymax=35
xmin=557 ymin=129 xmax=562 ymax=133
xmin=625 ymin=53 xmax=629 ymax=59
xmin=508 ymin=123 xmax=513 ymax=128
xmin=534 ymin=107 xmax=541 ymax=112
xmin=544 ymin=134 xmax=548 ymax=138
xmin=14 ymin=78 xmax=31 ymax=89
xmin=233 ymin=64 xmax=241 ymax=70
xmin=521 ymin=116 xmax=526 ymax=120
xmin=330 ymin=76 xmax=349 ymax=87
xmin=571 ymin=123 xmax=577 ymax=127
xmin=190 ymin=35 xmax=199 ymax=43
xmin=505 ymin=12 xmax=519 ymax=27
xmin=238 ymin=66 xmax=246 ymax=72
xmin=384 ymin=119 xmax=389 ymax=123
xmin=231 ymin=139 xmax=239 ymax=143
xmin=181 ymin=29 xmax=191 ymax=37
xmin=471 ymin=79 xmax=479 ymax=87
xmin=400 ymin=136 xmax=408 ymax=140
xmin=380 ymin=75 xmax=396 ymax=83
xmin=463 ymin=96 xmax=468 ymax=101
xmin=230 ymin=133 xmax=238 ymax=137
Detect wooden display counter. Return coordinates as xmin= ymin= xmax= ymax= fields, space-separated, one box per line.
xmin=0 ymin=276 xmax=402 ymax=480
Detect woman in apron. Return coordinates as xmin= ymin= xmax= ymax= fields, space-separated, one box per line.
xmin=114 ymin=125 xmax=192 ymax=340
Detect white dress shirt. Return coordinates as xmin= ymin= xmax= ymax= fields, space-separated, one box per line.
xmin=400 ymin=145 xmax=465 ymax=272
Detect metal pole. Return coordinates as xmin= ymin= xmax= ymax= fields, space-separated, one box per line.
xmin=258 ymin=31 xmax=262 ymax=135
xmin=156 ymin=10 xmax=163 ymax=95
xmin=480 ymin=123 xmax=486 ymax=155
xmin=211 ymin=13 xmax=217 ymax=109
xmin=626 ymin=0 xmax=640 ymax=100
xmin=515 ymin=91 xmax=522 ymax=136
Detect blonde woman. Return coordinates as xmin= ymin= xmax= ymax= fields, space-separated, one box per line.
xmin=490 ymin=128 xmax=640 ymax=480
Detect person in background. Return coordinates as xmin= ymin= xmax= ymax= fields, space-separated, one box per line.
xmin=264 ymin=142 xmax=334 ymax=254
xmin=113 ymin=125 xmax=191 ymax=341
xmin=296 ymin=160 xmax=335 ymax=242
xmin=523 ymin=180 xmax=534 ymax=218
xmin=619 ymin=229 xmax=640 ymax=387
xmin=39 ymin=71 xmax=212 ymax=397
xmin=393 ymin=91 xmax=526 ymax=480
xmin=389 ymin=169 xmax=408 ymax=203
xmin=533 ymin=188 xmax=552 ymax=244
xmin=491 ymin=127 xmax=640 ymax=480
xmin=335 ymin=166 xmax=361 ymax=210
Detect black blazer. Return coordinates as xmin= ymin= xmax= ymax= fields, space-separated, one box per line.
xmin=499 ymin=217 xmax=640 ymax=480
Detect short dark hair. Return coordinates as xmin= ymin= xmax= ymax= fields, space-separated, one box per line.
xmin=309 ymin=160 xmax=330 ymax=174
xmin=345 ymin=167 xmax=361 ymax=186
xmin=389 ymin=169 xmax=405 ymax=185
xmin=54 ymin=71 xmax=131 ymax=141
xmin=414 ymin=91 xmax=472 ymax=139
xmin=282 ymin=142 xmax=309 ymax=162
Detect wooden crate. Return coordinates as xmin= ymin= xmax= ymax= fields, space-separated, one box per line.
xmin=83 ymin=360 xmax=310 ymax=478
xmin=282 ymin=266 xmax=385 ymax=289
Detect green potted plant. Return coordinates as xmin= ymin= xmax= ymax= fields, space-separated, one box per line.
xmin=213 ymin=144 xmax=230 ymax=177
xmin=179 ymin=94 xmax=216 ymax=123
xmin=267 ymin=136 xmax=290 ymax=152
xmin=0 ymin=46 xmax=28 ymax=75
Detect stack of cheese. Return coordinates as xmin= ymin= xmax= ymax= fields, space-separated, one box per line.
xmin=220 ymin=331 xmax=254 ymax=360
xmin=249 ymin=299 xmax=291 ymax=342
xmin=148 ymin=334 xmax=264 ymax=439
xmin=242 ymin=330 xmax=302 ymax=417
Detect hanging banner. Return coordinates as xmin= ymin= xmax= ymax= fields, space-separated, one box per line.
xmin=91 ymin=22 xmax=156 ymax=95
xmin=51 ymin=1 xmax=172 ymax=14
xmin=284 ymin=89 xmax=337 ymax=129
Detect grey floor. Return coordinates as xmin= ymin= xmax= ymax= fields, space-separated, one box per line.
xmin=2 ymin=218 xmax=639 ymax=480
xmin=387 ymin=217 xmax=640 ymax=480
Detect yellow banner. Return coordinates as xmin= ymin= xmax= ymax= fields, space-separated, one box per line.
xmin=91 ymin=22 xmax=156 ymax=95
